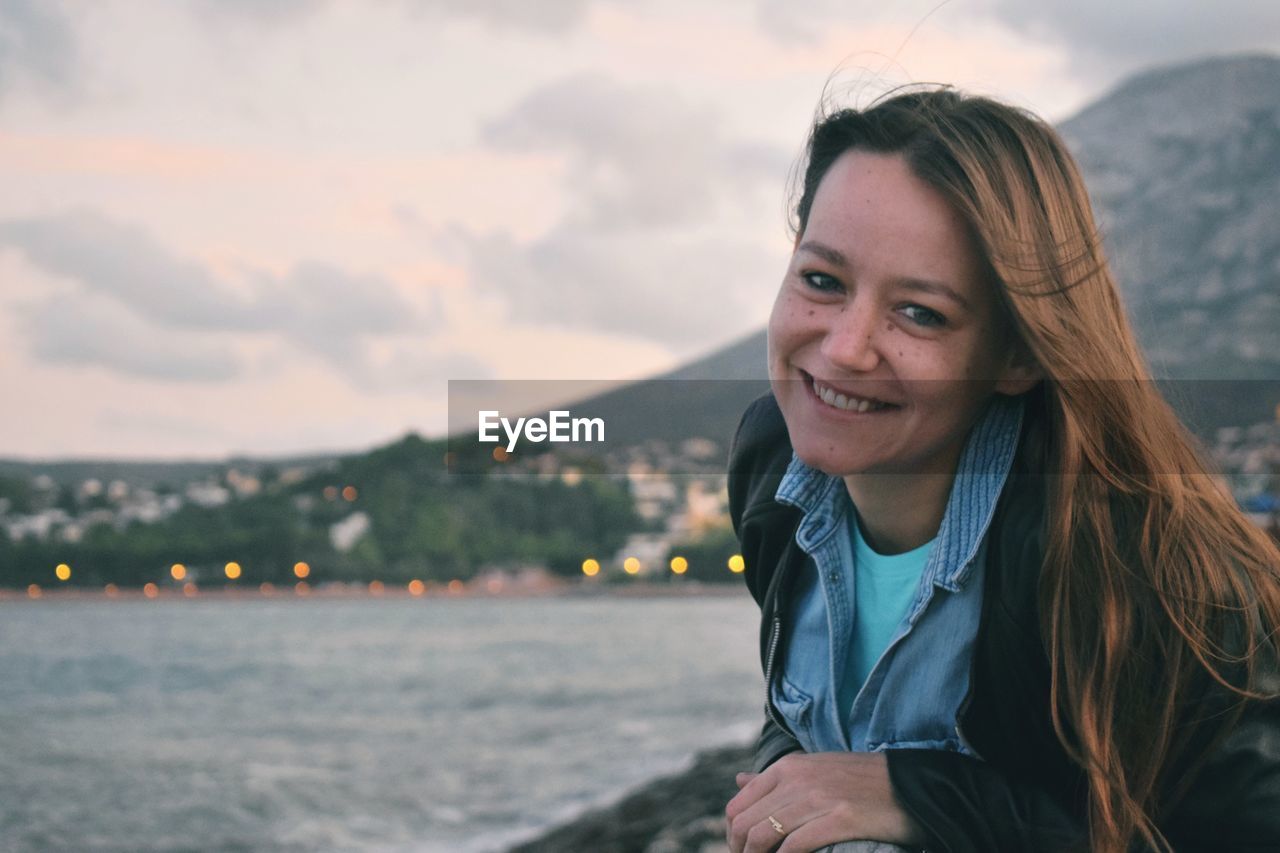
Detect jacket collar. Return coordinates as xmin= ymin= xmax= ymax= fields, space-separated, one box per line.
xmin=774 ymin=394 xmax=1025 ymax=592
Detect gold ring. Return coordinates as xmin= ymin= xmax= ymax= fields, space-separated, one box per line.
xmin=768 ymin=815 xmax=785 ymax=835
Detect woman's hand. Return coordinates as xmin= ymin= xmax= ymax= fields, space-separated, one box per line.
xmin=724 ymin=751 xmax=925 ymax=853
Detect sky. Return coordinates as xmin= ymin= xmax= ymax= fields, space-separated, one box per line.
xmin=2 ymin=0 xmax=1278 ymax=460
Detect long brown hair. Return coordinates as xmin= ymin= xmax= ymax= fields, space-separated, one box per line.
xmin=792 ymin=87 xmax=1280 ymax=851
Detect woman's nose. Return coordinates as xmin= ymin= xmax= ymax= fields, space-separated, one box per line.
xmin=819 ymin=302 xmax=883 ymax=374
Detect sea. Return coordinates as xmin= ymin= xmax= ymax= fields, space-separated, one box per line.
xmin=0 ymin=594 xmax=763 ymax=852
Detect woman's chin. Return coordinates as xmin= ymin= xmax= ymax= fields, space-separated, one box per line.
xmin=790 ymin=443 xmax=874 ymax=479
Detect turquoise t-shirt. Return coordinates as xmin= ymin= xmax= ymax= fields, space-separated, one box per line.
xmin=841 ymin=511 xmax=935 ymax=713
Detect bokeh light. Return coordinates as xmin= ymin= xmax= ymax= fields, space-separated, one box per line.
xmin=623 ymin=557 xmax=641 ymax=575
xmin=224 ymin=561 xmax=242 ymax=580
xmin=728 ymin=554 xmax=746 ymax=573
xmin=170 ymin=563 xmax=186 ymax=581
xmin=581 ymin=558 xmax=600 ymax=577
xmin=55 ymin=563 xmax=71 ymax=581
xmin=293 ymin=561 xmax=310 ymax=579
xmin=669 ymin=556 xmax=688 ymax=575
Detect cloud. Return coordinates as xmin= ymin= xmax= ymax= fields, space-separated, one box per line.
xmin=982 ymin=0 xmax=1280 ymax=74
xmin=471 ymin=73 xmax=789 ymax=345
xmin=252 ymin=261 xmax=422 ymax=363
xmin=0 ymin=211 xmax=256 ymax=329
xmin=21 ymin=292 xmax=240 ymax=382
xmin=0 ymin=0 xmax=76 ymax=98
xmin=482 ymin=72 xmax=787 ymax=230
xmin=466 ymin=226 xmax=779 ymax=346
xmin=96 ymin=407 xmax=234 ymax=441
xmin=192 ymin=0 xmax=324 ymax=26
xmin=343 ymin=344 xmax=494 ymax=391
xmin=751 ymin=0 xmax=908 ymax=44
xmin=404 ymin=0 xmax=596 ymax=33
xmin=193 ymin=0 xmax=599 ymax=34
xmin=0 ymin=210 xmax=444 ymax=388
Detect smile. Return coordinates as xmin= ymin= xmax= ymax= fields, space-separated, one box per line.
xmin=808 ymin=376 xmax=896 ymax=413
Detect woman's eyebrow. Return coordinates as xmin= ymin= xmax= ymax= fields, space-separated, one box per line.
xmin=895 ymin=277 xmax=971 ymax=312
xmin=796 ymin=240 xmax=848 ymax=267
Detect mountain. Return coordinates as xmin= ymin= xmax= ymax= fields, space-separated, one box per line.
xmin=515 ymin=330 xmax=771 ymax=452
xmin=1059 ymin=53 xmax=1280 ymax=383
xmin=563 ymin=53 xmax=1280 ymax=440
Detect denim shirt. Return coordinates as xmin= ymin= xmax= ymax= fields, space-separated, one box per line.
xmin=770 ymin=394 xmax=1024 ymax=756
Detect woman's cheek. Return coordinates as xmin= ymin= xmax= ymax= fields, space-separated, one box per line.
xmin=768 ymin=296 xmax=804 ymax=354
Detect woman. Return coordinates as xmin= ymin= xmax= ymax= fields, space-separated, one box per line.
xmin=724 ymin=88 xmax=1280 ymax=853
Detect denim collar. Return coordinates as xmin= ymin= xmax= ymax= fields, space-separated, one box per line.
xmin=774 ymin=394 xmax=1025 ymax=593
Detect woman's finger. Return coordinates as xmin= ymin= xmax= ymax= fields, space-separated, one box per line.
xmin=739 ymin=801 xmax=820 ymax=853
xmin=725 ymin=768 xmax=777 ymax=822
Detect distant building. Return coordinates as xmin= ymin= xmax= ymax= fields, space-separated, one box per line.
xmin=4 ymin=509 xmax=71 ymax=542
xmin=330 ymin=511 xmax=371 ymax=552
xmin=225 ymin=469 xmax=261 ymax=497
xmin=614 ymin=533 xmax=670 ymax=576
xmin=186 ymin=481 xmax=231 ymax=508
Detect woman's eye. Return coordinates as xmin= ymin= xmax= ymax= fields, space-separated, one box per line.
xmin=801 ymin=271 xmax=842 ymax=293
xmin=900 ymin=304 xmax=947 ymax=328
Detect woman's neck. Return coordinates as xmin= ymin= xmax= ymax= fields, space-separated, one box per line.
xmin=842 ymin=473 xmax=955 ymax=555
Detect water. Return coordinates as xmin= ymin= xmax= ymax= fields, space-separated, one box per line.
xmin=0 ymin=594 xmax=763 ymax=852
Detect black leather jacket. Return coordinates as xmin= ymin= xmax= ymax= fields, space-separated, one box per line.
xmin=728 ymin=392 xmax=1280 ymax=853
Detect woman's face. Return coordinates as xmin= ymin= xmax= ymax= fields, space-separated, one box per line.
xmin=767 ymin=149 xmax=1035 ymax=478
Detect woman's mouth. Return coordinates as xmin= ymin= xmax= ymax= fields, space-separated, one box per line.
xmin=804 ymin=372 xmax=898 ymax=413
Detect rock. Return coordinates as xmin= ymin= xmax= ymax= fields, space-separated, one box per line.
xmin=507 ymin=742 xmax=753 ymax=853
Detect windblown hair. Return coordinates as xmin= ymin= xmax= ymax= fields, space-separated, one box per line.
xmin=791 ymin=87 xmax=1280 ymax=852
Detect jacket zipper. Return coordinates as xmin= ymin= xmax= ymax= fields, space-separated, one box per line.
xmin=763 ymin=615 xmax=782 ymax=727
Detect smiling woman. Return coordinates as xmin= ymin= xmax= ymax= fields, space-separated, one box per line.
xmin=768 ymin=148 xmax=1039 ymax=555
xmin=726 ymin=87 xmax=1280 ymax=853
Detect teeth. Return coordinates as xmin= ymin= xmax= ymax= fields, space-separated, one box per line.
xmin=811 ymin=378 xmax=890 ymax=412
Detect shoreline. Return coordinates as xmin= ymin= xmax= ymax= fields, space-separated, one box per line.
xmin=0 ymin=580 xmax=752 ymax=603
xmin=503 ymin=741 xmax=753 ymax=853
